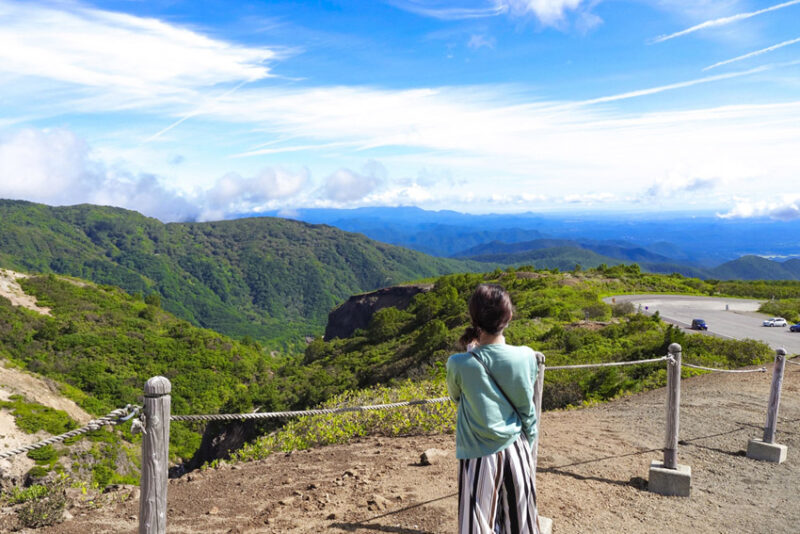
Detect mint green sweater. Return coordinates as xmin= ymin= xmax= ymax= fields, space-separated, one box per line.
xmin=446 ymin=344 xmax=538 ymax=459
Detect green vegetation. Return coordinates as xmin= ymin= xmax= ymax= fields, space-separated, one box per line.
xmin=0 ymin=395 xmax=78 ymax=435
xmin=758 ymin=298 xmax=800 ymax=323
xmin=0 ymin=244 xmax=788 ymax=480
xmin=0 ymin=200 xmax=482 ymax=347
xmin=234 ymin=379 xmax=455 ymax=461
xmin=11 ymin=476 xmax=67 ymax=528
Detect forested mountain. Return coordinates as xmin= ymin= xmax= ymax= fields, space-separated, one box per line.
xmin=711 ymin=255 xmax=800 ymax=281
xmin=262 ymin=206 xmax=800 ymax=267
xmin=454 ymin=238 xmax=672 ymax=264
xmin=0 ymin=200 xmax=481 ymax=344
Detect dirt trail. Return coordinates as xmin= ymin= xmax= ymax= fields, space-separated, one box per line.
xmin=12 ymin=360 xmax=800 ymax=533
xmin=0 ymin=269 xmax=51 ymax=316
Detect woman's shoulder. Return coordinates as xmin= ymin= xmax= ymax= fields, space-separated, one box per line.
xmin=447 ymin=351 xmax=472 ymax=367
xmin=496 ymin=344 xmax=535 ymax=356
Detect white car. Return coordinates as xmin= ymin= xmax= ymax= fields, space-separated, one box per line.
xmin=763 ymin=317 xmax=788 ymax=327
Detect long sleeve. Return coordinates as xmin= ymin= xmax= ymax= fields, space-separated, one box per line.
xmin=446 ymin=356 xmax=461 ymax=403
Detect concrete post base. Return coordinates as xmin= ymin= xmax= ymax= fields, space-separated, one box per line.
xmin=539 ymin=515 xmax=553 ymax=534
xmin=747 ymin=438 xmax=787 ymax=463
xmin=648 ymin=460 xmax=691 ymax=497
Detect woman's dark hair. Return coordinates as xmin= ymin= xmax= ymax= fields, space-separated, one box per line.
xmin=458 ymin=284 xmax=513 ymax=349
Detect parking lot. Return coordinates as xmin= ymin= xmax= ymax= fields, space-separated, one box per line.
xmin=606 ymin=294 xmax=800 ymax=355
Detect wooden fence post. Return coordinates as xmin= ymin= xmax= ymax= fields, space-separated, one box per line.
xmin=648 ymin=343 xmax=691 ymax=496
xmin=532 ymin=352 xmax=545 ymax=462
xmin=531 ymin=352 xmax=553 ymax=534
xmin=664 ymin=342 xmax=682 ymax=470
xmin=763 ymin=348 xmax=786 ymax=444
xmin=747 ymin=348 xmax=788 ymax=463
xmin=139 ymin=376 xmax=171 ymax=534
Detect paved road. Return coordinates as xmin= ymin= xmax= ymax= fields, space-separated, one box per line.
xmin=605 ymin=294 xmax=800 ymax=355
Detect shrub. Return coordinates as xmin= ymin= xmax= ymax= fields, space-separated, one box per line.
xmin=611 ymin=301 xmax=635 ymax=317
xmin=15 ymin=478 xmax=67 ymax=529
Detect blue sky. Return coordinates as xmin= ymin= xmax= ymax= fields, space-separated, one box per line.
xmin=1 ymin=0 xmax=799 ymax=221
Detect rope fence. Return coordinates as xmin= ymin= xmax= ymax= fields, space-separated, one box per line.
xmin=0 ymin=405 xmax=139 ymax=460
xmin=0 ymin=352 xmax=780 ymax=459
xmin=169 ymin=398 xmax=451 ymax=423
xmin=786 ymin=358 xmax=800 ymax=366
xmin=1 ymin=346 xmax=792 ymax=534
xmin=683 ymin=363 xmax=767 ymax=373
xmin=546 ymin=355 xmax=668 ymax=370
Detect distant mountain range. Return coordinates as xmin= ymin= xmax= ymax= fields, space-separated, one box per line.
xmin=0 ymin=200 xmax=482 ymax=343
xmin=260 ymin=206 xmax=800 ymax=279
xmin=263 ymin=206 xmax=800 ymax=268
xmin=2 ymin=200 xmax=800 ymax=348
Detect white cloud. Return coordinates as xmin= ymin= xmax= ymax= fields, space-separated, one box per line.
xmin=651 ymin=0 xmax=800 ymax=43
xmin=385 ymin=1 xmax=507 ymax=20
xmin=323 ymin=162 xmax=386 ymax=202
xmin=645 ymin=172 xmax=720 ymax=198
xmin=0 ymin=0 xmax=274 ymax=95
xmin=718 ymin=197 xmax=800 ymax=221
xmin=387 ymin=0 xmax=590 ymax=25
xmin=0 ymin=128 xmax=198 ymax=221
xmin=201 ymin=167 xmax=310 ymax=219
xmin=500 ymin=0 xmax=586 ymax=25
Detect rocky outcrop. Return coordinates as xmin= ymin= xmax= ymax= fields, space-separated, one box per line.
xmin=324 ymin=284 xmax=434 ymax=340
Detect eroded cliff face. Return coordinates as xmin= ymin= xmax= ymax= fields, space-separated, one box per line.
xmin=324 ymin=284 xmax=434 ymax=340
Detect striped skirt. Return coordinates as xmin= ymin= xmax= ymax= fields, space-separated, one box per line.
xmin=457 ymin=434 xmax=538 ymax=534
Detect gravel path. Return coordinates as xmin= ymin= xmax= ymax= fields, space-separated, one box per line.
xmin=19 ymin=358 xmax=800 ymax=534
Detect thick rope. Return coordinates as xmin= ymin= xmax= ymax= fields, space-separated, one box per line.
xmin=683 ymin=363 xmax=767 ymax=373
xmin=546 ymin=355 xmax=668 ymax=371
xmin=169 ymin=397 xmax=452 ymax=422
xmin=0 ymin=405 xmax=139 ymax=460
xmin=786 ymin=358 xmax=800 ymax=366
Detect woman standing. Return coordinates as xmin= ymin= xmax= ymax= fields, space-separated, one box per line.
xmin=446 ymin=284 xmax=539 ymax=534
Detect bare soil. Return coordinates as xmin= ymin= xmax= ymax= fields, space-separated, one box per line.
xmin=10 ymin=360 xmax=800 ymax=533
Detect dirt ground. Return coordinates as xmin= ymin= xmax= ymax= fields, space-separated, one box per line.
xmin=9 ymin=358 xmax=797 ymax=533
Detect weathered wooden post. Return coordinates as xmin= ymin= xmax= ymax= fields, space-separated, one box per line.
xmin=648 ymin=343 xmax=691 ymax=496
xmin=664 ymin=343 xmax=682 ymax=470
xmin=532 ymin=352 xmax=545 ymax=462
xmin=747 ymin=348 xmax=788 ymax=463
xmin=531 ymin=352 xmax=552 ymax=534
xmin=139 ymin=376 xmax=171 ymax=534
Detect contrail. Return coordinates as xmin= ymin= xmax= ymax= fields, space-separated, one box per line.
xmin=573 ymin=66 xmax=767 ymax=107
xmin=704 ymin=37 xmax=800 ymax=70
xmin=143 ymin=79 xmax=251 ymax=144
xmin=651 ymin=0 xmax=800 ymax=43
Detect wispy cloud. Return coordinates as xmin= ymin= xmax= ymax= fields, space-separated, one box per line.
xmin=645 ymin=173 xmax=720 ymax=198
xmin=387 ymin=0 xmax=589 ymax=25
xmin=704 ymin=37 xmax=800 ymax=71
xmin=468 ymin=34 xmax=496 ymax=49
xmin=0 ymin=0 xmax=274 ymax=94
xmin=143 ymin=79 xmax=253 ymax=143
xmin=385 ymin=1 xmax=507 ymax=20
xmin=573 ymin=66 xmax=768 ymax=106
xmin=651 ymin=0 xmax=800 ymax=43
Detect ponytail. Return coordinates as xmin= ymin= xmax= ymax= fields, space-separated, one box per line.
xmin=457 ymin=325 xmax=481 ymax=350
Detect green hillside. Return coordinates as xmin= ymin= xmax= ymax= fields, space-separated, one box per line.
xmin=463 ymin=245 xmax=624 ymax=270
xmin=711 ymin=255 xmax=800 ymax=281
xmin=0 ymin=200 xmax=481 ymax=345
xmin=3 ymin=264 xmax=793 ymax=484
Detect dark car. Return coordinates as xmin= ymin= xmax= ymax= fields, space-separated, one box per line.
xmin=690 ymin=319 xmax=708 ymax=330
xmin=791 ymin=323 xmax=800 ymax=332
